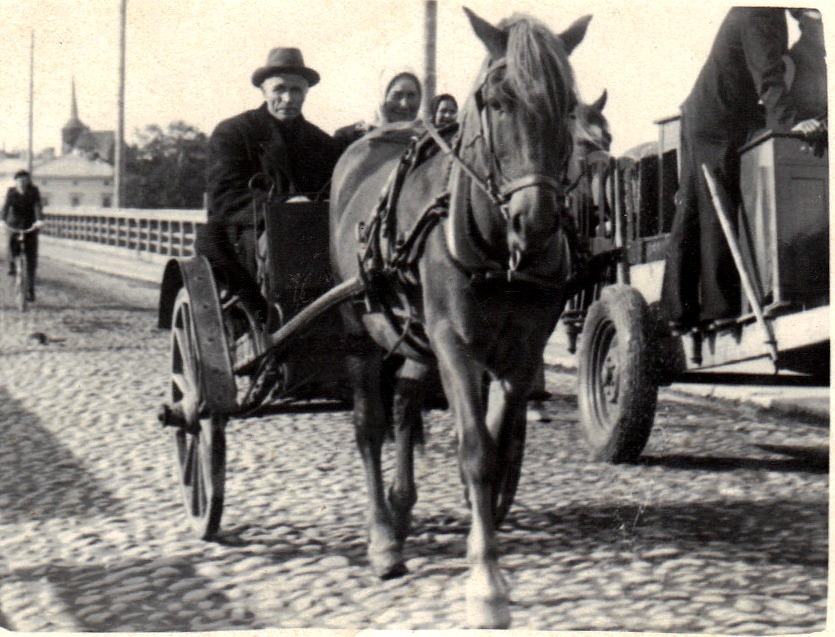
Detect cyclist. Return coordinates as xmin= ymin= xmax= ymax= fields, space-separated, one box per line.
xmin=2 ymin=170 xmax=44 ymax=302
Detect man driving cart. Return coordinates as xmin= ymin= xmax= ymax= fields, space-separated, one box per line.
xmin=196 ymin=47 xmax=342 ymax=330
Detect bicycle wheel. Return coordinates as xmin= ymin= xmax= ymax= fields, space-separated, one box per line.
xmin=14 ymin=253 xmax=28 ymax=312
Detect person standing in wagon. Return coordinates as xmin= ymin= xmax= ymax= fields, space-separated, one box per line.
xmin=661 ymin=7 xmax=825 ymax=334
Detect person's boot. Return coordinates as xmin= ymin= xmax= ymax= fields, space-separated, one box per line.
xmin=26 ymin=288 xmax=35 ymax=302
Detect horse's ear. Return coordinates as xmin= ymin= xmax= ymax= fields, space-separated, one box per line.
xmin=592 ymin=89 xmax=607 ymax=112
xmin=463 ymin=7 xmax=507 ymax=60
xmin=559 ymin=14 xmax=592 ymax=54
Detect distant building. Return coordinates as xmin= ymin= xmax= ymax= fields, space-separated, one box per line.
xmin=25 ymin=79 xmax=116 ymax=208
xmin=0 ymin=149 xmax=52 ymax=190
xmin=34 ymin=154 xmax=114 ymax=208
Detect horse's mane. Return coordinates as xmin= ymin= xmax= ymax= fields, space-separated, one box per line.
xmin=459 ymin=14 xmax=577 ymax=147
xmin=497 ymin=14 xmax=577 ymax=122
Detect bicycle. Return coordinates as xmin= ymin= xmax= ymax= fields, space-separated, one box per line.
xmin=5 ymin=221 xmax=41 ymax=312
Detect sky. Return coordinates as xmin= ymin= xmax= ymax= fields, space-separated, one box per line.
xmin=0 ymin=0 xmax=818 ymax=156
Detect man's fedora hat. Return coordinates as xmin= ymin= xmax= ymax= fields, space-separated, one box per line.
xmin=252 ymin=47 xmax=320 ymax=87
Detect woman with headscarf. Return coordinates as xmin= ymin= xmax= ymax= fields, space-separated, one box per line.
xmin=429 ymin=93 xmax=458 ymax=128
xmin=334 ymin=70 xmax=423 ymax=151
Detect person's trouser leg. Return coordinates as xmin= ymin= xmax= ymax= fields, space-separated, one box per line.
xmin=660 ymin=117 xmax=701 ymax=326
xmin=696 ymin=142 xmax=741 ymax=323
xmin=24 ymin=231 xmax=38 ymax=296
xmin=195 ymin=220 xmax=269 ymax=325
xmin=7 ymin=231 xmax=17 ymax=275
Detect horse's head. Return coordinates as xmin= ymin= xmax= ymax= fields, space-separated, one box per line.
xmin=573 ymin=90 xmax=611 ymax=157
xmin=460 ymin=8 xmax=590 ymax=270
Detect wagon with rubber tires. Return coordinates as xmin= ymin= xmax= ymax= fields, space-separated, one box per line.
xmin=566 ymin=128 xmax=829 ymax=464
xmin=156 ymin=193 xmax=356 ymax=539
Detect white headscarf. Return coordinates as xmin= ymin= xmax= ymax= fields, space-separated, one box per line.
xmin=371 ymin=67 xmax=423 ymax=127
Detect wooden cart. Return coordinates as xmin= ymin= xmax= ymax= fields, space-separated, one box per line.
xmin=566 ymin=128 xmax=829 ymax=463
xmin=156 ymin=193 xmax=359 ymax=539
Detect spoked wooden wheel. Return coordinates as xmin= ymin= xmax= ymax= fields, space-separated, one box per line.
xmin=578 ymin=285 xmax=658 ymax=463
xmin=170 ymin=287 xmax=227 ymax=539
xmin=220 ymin=298 xmax=280 ymax=408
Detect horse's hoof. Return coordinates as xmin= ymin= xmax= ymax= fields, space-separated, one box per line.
xmin=466 ymin=563 xmax=510 ymax=628
xmin=466 ymin=596 xmax=511 ymax=629
xmin=370 ymin=550 xmax=408 ymax=580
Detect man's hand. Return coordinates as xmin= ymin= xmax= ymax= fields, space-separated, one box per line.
xmin=791 ymin=118 xmax=827 ymax=157
xmin=791 ymin=118 xmax=825 ymax=136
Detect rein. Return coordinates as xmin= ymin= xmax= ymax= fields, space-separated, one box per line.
xmin=424 ymin=58 xmax=571 ymax=212
xmin=424 ymin=55 xmax=580 ymax=288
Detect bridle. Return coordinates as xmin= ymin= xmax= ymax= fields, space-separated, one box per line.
xmin=425 ymin=57 xmax=574 ymax=220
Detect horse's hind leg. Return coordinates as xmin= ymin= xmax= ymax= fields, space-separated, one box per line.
xmin=346 ymin=338 xmax=407 ymax=579
xmin=388 ymin=359 xmax=427 ymax=542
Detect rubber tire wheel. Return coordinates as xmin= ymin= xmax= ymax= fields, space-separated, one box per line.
xmin=578 ymin=284 xmax=658 ymax=463
xmin=494 ymin=412 xmax=526 ymax=525
xmin=170 ymin=287 xmax=227 ymax=539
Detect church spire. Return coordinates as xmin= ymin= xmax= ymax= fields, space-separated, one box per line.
xmin=62 ymin=77 xmax=87 ymax=154
xmin=70 ymin=76 xmax=79 ymax=121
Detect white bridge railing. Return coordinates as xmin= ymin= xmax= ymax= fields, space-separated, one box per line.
xmin=40 ymin=206 xmax=207 ymax=283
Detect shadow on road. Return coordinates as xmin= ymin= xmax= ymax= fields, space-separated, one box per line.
xmin=499 ymin=499 xmax=827 ymax=568
xmin=640 ymin=450 xmax=828 ymax=473
xmin=368 ymin=497 xmax=828 ymax=571
xmin=0 ymin=386 xmax=124 ymax=522
xmin=6 ymin=557 xmax=259 ymax=631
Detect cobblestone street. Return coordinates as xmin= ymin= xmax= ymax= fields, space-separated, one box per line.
xmin=0 ymin=259 xmax=828 ymax=632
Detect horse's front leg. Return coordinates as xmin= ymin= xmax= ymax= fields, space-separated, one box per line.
xmin=388 ymin=358 xmax=427 ymax=542
xmin=433 ymin=336 xmax=510 ymax=629
xmin=485 ymin=371 xmax=531 ymax=524
xmin=346 ymin=342 xmax=407 ymax=579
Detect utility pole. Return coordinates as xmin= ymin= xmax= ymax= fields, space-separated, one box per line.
xmin=27 ymin=31 xmax=34 ymax=174
xmin=114 ymin=0 xmax=127 ymax=208
xmin=422 ymin=0 xmax=437 ymax=122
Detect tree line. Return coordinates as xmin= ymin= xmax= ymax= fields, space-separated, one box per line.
xmin=123 ymin=121 xmax=208 ymax=209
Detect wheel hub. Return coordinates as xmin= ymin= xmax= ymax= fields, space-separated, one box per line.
xmin=601 ymin=345 xmax=619 ymax=404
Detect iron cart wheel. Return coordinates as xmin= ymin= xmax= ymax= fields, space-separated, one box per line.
xmin=578 ymin=284 xmax=658 ymax=463
xmin=170 ymin=286 xmax=227 ymax=539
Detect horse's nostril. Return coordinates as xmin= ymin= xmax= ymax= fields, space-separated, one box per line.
xmin=511 ymin=214 xmax=523 ymax=234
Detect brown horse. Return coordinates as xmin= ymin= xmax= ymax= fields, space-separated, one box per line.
xmin=330 ymin=8 xmax=589 ymax=628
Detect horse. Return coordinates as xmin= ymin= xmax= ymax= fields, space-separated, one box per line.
xmin=330 ymin=8 xmax=590 ymax=628
xmin=572 ymin=89 xmax=611 ymax=164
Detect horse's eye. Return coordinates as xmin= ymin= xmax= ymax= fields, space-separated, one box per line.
xmin=488 ymin=99 xmax=505 ymax=113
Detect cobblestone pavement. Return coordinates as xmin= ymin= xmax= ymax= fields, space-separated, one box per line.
xmin=0 ymin=259 xmax=829 ymax=633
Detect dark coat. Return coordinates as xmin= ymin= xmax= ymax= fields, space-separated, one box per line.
xmin=2 ymin=185 xmax=42 ymax=228
xmin=206 ymin=103 xmax=341 ymax=226
xmin=682 ymin=7 xmax=795 ymax=139
xmin=786 ymin=13 xmax=827 ymax=121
